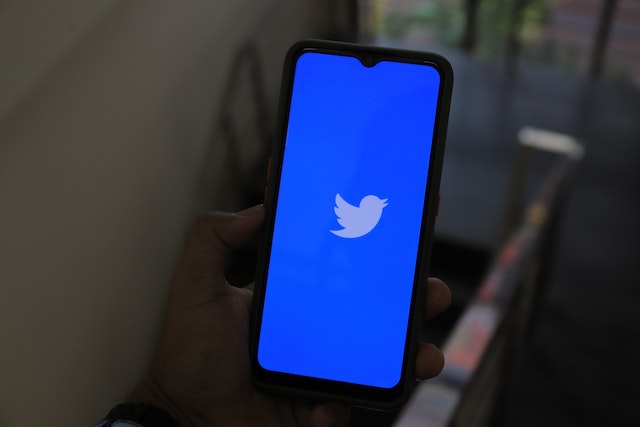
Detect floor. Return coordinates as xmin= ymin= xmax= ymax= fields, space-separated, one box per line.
xmin=495 ymin=66 xmax=640 ymax=426
xmin=436 ymin=50 xmax=640 ymax=426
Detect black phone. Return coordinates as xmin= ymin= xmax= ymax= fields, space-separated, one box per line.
xmin=250 ymin=39 xmax=453 ymax=409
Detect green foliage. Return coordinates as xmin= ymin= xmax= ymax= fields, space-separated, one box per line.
xmin=382 ymin=1 xmax=464 ymax=46
xmin=376 ymin=0 xmax=635 ymax=86
xmin=382 ymin=0 xmax=552 ymax=57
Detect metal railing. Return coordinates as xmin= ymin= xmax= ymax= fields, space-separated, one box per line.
xmin=395 ymin=128 xmax=584 ymax=427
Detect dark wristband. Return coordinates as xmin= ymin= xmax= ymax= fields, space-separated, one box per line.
xmin=101 ymin=403 xmax=179 ymax=426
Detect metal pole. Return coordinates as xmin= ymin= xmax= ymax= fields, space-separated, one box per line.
xmin=588 ymin=0 xmax=618 ymax=78
xmin=505 ymin=0 xmax=530 ymax=68
xmin=461 ymin=0 xmax=482 ymax=52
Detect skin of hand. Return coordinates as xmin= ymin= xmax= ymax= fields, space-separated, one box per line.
xmin=126 ymin=204 xmax=452 ymax=427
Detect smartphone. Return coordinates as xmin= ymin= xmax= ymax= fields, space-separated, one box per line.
xmin=250 ymin=40 xmax=453 ymax=409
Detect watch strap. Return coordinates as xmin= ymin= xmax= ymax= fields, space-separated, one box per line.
xmin=100 ymin=403 xmax=179 ymax=427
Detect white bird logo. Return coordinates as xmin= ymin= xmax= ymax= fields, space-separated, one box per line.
xmin=330 ymin=193 xmax=388 ymax=238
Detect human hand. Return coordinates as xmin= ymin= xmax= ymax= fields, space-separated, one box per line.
xmin=126 ymin=205 xmax=451 ymax=426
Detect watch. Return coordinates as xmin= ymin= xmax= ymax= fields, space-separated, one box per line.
xmin=100 ymin=403 xmax=179 ymax=426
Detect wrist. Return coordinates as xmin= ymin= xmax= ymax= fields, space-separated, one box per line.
xmin=124 ymin=375 xmax=193 ymax=427
xmin=100 ymin=403 xmax=179 ymax=427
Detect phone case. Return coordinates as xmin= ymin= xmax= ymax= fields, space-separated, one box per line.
xmin=249 ymin=39 xmax=453 ymax=409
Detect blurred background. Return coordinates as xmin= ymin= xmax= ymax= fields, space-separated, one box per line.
xmin=0 ymin=0 xmax=638 ymax=426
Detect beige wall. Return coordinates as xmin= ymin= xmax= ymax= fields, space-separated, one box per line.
xmin=0 ymin=1 xmax=344 ymax=425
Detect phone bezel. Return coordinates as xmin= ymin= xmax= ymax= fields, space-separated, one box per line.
xmin=250 ymin=39 xmax=453 ymax=409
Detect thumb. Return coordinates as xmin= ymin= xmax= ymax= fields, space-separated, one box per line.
xmin=175 ymin=205 xmax=265 ymax=291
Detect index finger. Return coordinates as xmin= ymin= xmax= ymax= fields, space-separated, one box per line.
xmin=424 ymin=277 xmax=451 ymax=320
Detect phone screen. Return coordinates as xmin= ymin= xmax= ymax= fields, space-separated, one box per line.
xmin=257 ymin=51 xmax=441 ymax=389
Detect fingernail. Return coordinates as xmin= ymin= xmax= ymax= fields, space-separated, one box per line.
xmin=236 ymin=204 xmax=263 ymax=216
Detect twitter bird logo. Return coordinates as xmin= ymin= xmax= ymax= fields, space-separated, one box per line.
xmin=330 ymin=193 xmax=388 ymax=238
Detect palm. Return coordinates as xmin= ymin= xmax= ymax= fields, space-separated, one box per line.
xmin=152 ymin=282 xmax=316 ymax=427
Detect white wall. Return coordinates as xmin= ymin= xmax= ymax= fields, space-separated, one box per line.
xmin=0 ymin=1 xmax=344 ymax=425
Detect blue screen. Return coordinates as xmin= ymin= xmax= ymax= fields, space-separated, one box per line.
xmin=257 ymin=51 xmax=441 ymax=389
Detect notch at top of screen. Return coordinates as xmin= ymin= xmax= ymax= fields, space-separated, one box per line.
xmin=355 ymin=53 xmax=431 ymax=68
xmin=359 ymin=54 xmax=380 ymax=68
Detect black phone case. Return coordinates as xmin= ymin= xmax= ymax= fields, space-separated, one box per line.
xmin=249 ymin=39 xmax=453 ymax=410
